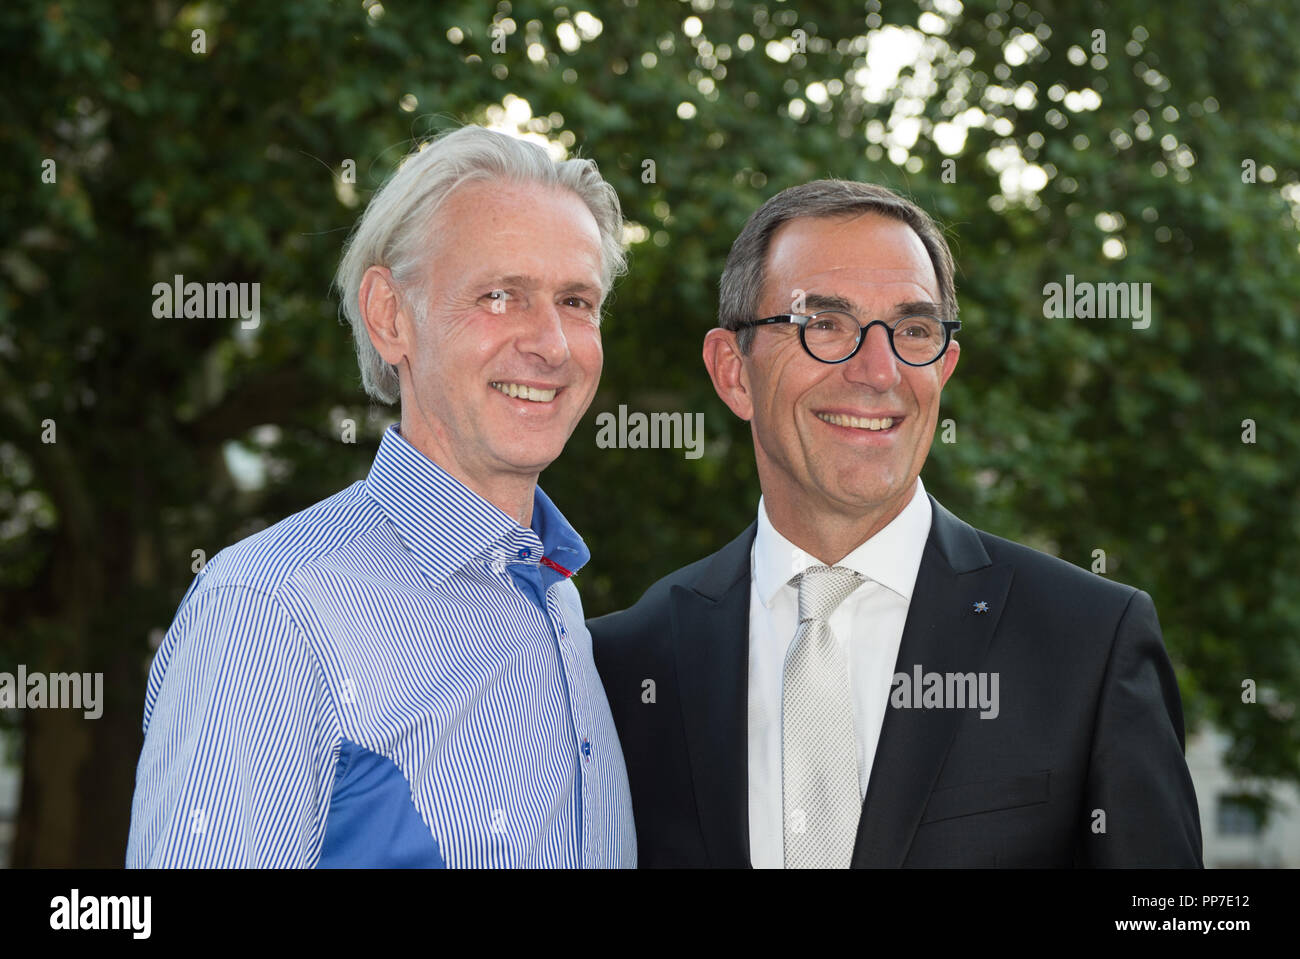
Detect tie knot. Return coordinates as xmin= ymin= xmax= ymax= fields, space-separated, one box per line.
xmin=790 ymin=565 xmax=863 ymax=623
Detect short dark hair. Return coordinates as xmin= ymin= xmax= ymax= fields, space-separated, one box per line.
xmin=718 ymin=179 xmax=959 ymax=352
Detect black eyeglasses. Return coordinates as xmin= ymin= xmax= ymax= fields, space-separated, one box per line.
xmin=734 ymin=310 xmax=961 ymax=366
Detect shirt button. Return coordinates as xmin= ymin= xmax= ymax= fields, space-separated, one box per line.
xmin=581 ymin=739 xmax=591 ymax=761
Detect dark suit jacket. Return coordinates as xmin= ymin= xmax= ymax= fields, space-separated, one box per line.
xmin=589 ymin=496 xmax=1203 ymax=867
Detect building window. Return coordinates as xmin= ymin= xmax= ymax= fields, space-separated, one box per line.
xmin=1216 ymin=795 xmax=1263 ymax=837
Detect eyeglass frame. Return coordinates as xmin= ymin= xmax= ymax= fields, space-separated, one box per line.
xmin=732 ymin=310 xmax=961 ymax=367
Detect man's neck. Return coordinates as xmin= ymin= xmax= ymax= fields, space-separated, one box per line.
xmin=396 ymin=422 xmax=537 ymax=528
xmin=762 ymin=482 xmax=916 ymax=566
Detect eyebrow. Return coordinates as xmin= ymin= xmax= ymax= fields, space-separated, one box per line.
xmin=474 ymin=273 xmax=603 ymax=299
xmin=800 ymin=292 xmax=943 ymax=318
xmin=474 ymin=273 xmax=539 ymax=291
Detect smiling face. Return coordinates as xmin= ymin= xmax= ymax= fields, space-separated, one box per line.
xmin=707 ymin=211 xmax=959 ymax=546
xmin=365 ymin=178 xmax=605 ymax=516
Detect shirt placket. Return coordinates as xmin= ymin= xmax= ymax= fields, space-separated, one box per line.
xmin=492 ymin=532 xmax=591 ymax=867
xmin=543 ymin=586 xmax=594 ymax=866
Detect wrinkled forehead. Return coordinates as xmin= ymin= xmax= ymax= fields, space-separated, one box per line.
xmin=760 ymin=215 xmax=940 ymax=310
xmin=761 ymin=266 xmax=941 ymax=314
xmin=429 ymin=180 xmax=606 ymax=286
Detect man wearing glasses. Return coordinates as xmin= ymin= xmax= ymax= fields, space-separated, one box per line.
xmin=589 ymin=179 xmax=1202 ymax=868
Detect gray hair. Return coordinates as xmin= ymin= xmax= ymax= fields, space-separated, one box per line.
xmin=718 ymin=179 xmax=958 ymax=353
xmin=336 ymin=126 xmax=627 ymax=404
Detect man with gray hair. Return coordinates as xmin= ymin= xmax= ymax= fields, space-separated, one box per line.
xmin=590 ymin=179 xmax=1201 ymax=868
xmin=126 ymin=126 xmax=636 ymax=867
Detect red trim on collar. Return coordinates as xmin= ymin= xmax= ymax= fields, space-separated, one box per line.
xmin=540 ymin=556 xmax=573 ymax=578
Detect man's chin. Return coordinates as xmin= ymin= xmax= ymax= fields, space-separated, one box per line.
xmin=492 ymin=441 xmax=572 ymax=478
xmin=819 ymin=469 xmax=914 ymax=514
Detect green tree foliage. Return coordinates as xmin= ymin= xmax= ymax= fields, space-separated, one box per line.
xmin=1 ymin=0 xmax=1296 ymax=864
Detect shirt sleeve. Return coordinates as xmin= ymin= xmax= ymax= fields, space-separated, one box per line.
xmin=126 ymin=583 xmax=341 ymax=868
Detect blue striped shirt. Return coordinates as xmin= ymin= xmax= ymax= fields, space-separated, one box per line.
xmin=126 ymin=424 xmax=636 ymax=868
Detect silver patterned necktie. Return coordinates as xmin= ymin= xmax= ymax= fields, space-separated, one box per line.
xmin=782 ymin=564 xmax=864 ymax=868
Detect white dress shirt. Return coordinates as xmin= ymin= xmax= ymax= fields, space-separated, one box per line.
xmin=747 ymin=478 xmax=933 ymax=868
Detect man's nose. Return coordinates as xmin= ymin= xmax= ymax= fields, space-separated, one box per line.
xmin=516 ymin=301 xmax=571 ymax=366
xmin=840 ymin=321 xmax=901 ymax=389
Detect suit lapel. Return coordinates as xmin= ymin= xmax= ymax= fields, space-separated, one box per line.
xmin=851 ymin=497 xmax=1014 ymax=867
xmin=670 ymin=523 xmax=756 ymax=868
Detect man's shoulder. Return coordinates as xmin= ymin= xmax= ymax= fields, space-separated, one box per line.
xmin=587 ymin=555 xmax=707 ymax=636
xmin=588 ymin=524 xmax=754 ymax=644
xmin=603 ymin=551 xmax=717 ymax=615
xmin=192 ymin=480 xmax=382 ymax=601
xmin=142 ymin=484 xmax=380 ymax=736
xmin=592 ymin=502 xmax=1152 ymax=644
xmin=947 ymin=506 xmax=1146 ymax=610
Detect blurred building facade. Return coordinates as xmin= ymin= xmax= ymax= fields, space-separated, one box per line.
xmin=1188 ymin=727 xmax=1300 ymax=868
xmin=0 ymin=731 xmax=17 ymax=867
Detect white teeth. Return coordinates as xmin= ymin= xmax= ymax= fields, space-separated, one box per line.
xmin=815 ymin=412 xmax=895 ymax=431
xmin=491 ymin=382 xmax=557 ymax=403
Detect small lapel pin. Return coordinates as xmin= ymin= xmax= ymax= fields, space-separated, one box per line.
xmin=973 ymin=600 xmax=989 ymax=614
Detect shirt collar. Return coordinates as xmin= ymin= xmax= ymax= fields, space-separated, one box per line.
xmin=753 ymin=477 xmax=932 ymax=607
xmin=529 ymin=483 xmax=591 ymax=581
xmin=364 ymin=425 xmax=590 ymax=587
